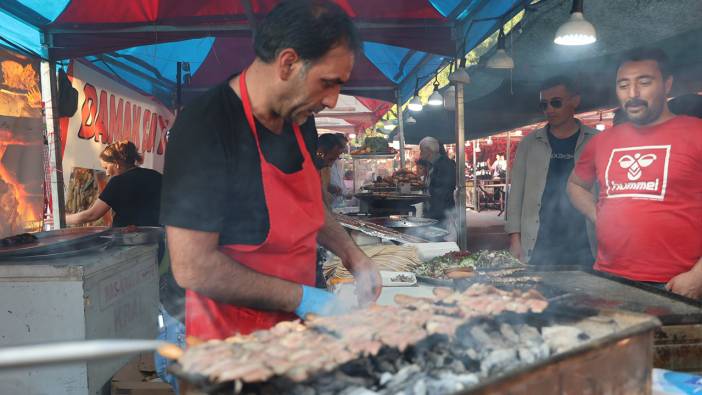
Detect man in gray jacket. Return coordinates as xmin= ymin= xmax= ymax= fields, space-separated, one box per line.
xmin=505 ymin=75 xmax=597 ymax=266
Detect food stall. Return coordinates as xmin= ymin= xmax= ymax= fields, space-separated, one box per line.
xmin=0 ymin=227 xmax=161 ymax=394
xmin=1 ymin=0 xmax=701 ymax=394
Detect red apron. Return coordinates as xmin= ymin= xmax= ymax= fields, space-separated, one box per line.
xmin=185 ymin=70 xmax=325 ymax=340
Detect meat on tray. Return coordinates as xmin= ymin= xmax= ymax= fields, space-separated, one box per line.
xmin=0 ymin=232 xmax=38 ymax=247
xmin=177 ymin=284 xmax=550 ymax=387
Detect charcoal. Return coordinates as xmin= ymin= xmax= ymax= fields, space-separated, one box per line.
xmin=338 ymin=387 xmax=378 ymax=395
xmin=499 ymin=323 xmax=520 ymax=344
xmin=385 ymin=365 xmax=421 ymax=389
xmin=480 ymin=348 xmax=518 ymax=376
xmin=542 ymin=325 xmax=589 ymax=354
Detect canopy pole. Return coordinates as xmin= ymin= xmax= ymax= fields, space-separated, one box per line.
xmin=454 ymin=83 xmax=468 ymax=251
xmin=176 ymin=62 xmax=182 ymax=115
xmin=396 ymin=90 xmax=406 ymax=168
xmin=505 ymin=131 xmax=511 ymax=220
xmin=40 ymin=60 xmax=66 ymax=229
xmin=472 ymin=141 xmax=478 ymax=213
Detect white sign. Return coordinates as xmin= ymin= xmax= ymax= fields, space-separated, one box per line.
xmin=60 ymin=61 xmax=174 ymax=186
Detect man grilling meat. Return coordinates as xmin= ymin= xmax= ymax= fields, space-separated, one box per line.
xmin=160 ymin=0 xmax=381 ymax=340
xmin=568 ymin=48 xmax=702 ymax=299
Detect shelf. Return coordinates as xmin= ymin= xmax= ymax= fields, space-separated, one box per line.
xmin=350 ymin=153 xmax=397 ymax=159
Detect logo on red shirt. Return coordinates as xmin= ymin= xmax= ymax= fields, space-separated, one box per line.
xmin=604 ymin=145 xmax=671 ymax=200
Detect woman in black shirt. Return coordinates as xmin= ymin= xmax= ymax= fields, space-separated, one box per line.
xmin=66 ymin=140 xmax=162 ymax=227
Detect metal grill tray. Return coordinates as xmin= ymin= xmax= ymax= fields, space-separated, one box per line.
xmin=483 ymin=267 xmax=702 ymax=326
xmin=0 ymin=227 xmax=110 ymax=259
xmin=169 ymin=306 xmax=659 ymax=395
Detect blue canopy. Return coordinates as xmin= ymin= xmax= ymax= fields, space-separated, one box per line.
xmin=0 ymin=0 xmax=525 ymax=106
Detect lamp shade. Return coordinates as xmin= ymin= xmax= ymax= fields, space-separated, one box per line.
xmin=408 ymin=96 xmax=423 ymax=112
xmin=554 ymin=12 xmax=596 ymax=45
xmin=486 ymin=49 xmax=514 ymax=69
xmin=428 ymin=89 xmax=443 ymax=106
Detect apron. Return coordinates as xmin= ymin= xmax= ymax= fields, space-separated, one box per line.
xmin=185 ymin=70 xmax=325 ymax=340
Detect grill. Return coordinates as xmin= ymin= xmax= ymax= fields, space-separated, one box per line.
xmin=171 ymin=284 xmax=659 ymax=395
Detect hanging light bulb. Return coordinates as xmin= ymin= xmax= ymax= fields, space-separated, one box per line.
xmin=449 ymin=58 xmax=471 ymax=84
xmin=349 ymin=133 xmax=356 ymax=139
xmin=428 ymin=81 xmax=443 ymax=106
xmin=475 ymin=141 xmax=481 ymax=153
xmin=513 ymin=129 xmax=523 ymax=136
xmin=486 ymin=136 xmax=494 ymax=145
xmin=555 ymin=0 xmax=597 ymax=46
xmin=406 ymin=115 xmax=417 ymax=124
xmin=595 ymin=111 xmax=606 ymax=131
xmin=487 ymin=28 xmax=514 ymax=69
xmin=408 ymin=79 xmax=423 ymax=112
xmin=408 ymin=95 xmax=423 ymax=112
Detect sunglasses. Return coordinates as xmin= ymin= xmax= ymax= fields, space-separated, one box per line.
xmin=539 ymin=98 xmax=564 ymax=111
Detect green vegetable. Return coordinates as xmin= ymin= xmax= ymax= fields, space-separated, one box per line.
xmin=364 ymin=136 xmax=389 ymax=152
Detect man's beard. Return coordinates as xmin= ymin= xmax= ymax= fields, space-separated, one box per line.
xmin=624 ymin=98 xmax=662 ymax=125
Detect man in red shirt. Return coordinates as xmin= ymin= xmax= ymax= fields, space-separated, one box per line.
xmin=568 ymin=48 xmax=702 ymax=299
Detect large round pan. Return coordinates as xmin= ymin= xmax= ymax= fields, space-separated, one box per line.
xmin=0 ymin=227 xmax=110 ymax=259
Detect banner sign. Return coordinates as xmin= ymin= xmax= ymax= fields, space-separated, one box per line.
xmin=61 ymin=61 xmax=174 ymax=187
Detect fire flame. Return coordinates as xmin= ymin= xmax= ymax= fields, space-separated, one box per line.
xmin=0 ymin=144 xmax=40 ymax=234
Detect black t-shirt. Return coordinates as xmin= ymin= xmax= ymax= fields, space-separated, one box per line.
xmin=160 ymin=79 xmax=319 ymax=245
xmin=99 ymin=167 xmax=162 ymax=227
xmin=531 ymin=129 xmax=593 ymax=266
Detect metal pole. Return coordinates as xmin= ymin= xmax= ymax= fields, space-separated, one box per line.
xmin=472 ymin=141 xmax=478 ymax=213
xmin=40 ymin=60 xmax=66 ymax=229
xmin=505 ymin=131 xmax=511 ymax=220
xmin=396 ymin=90 xmax=406 ymax=168
xmin=454 ymin=83 xmax=467 ymax=251
xmin=176 ymin=61 xmax=182 ymax=114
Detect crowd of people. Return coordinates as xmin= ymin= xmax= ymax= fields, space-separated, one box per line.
xmin=507 ymin=48 xmax=702 ymax=300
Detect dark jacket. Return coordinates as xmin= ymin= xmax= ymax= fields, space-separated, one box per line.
xmin=426 ymin=155 xmax=456 ymax=220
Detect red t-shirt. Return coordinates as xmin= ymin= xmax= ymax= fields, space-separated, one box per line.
xmin=574 ymin=115 xmax=702 ymax=282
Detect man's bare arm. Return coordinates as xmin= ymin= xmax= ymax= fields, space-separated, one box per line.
xmin=317 ymin=208 xmax=381 ymax=302
xmin=567 ymin=173 xmax=597 ymax=223
xmin=166 ymin=225 xmax=302 ymax=312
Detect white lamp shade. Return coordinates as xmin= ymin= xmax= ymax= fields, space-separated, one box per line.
xmin=486 ymin=49 xmax=514 ymax=69
xmin=595 ymin=123 xmax=606 ymax=131
xmin=408 ymin=96 xmax=423 ymax=112
xmin=428 ymin=90 xmax=443 ymax=106
xmin=554 ymin=12 xmax=597 ymax=45
xmin=448 ymin=67 xmax=471 ymax=84
xmin=383 ymin=121 xmax=397 ymax=131
xmin=406 ymin=115 xmax=417 ymax=124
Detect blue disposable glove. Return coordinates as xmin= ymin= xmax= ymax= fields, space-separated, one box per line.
xmin=294 ymin=285 xmax=348 ymax=319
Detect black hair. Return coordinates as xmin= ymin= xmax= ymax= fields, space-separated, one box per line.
xmin=254 ymin=0 xmax=360 ymax=64
xmin=540 ymin=75 xmax=579 ymax=95
xmin=318 ymin=133 xmax=345 ymax=152
xmin=618 ymin=47 xmax=671 ymax=78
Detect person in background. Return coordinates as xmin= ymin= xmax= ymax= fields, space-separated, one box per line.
xmin=329 ymin=133 xmax=349 ymax=207
xmin=317 ymin=133 xmax=347 ymax=206
xmin=568 ymin=48 xmax=702 ymax=299
xmin=419 ymin=137 xmax=456 ymax=225
xmin=66 ymin=140 xmax=161 ymax=227
xmin=506 ymin=75 xmax=598 ymax=266
xmin=491 ymin=154 xmax=507 ymax=179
